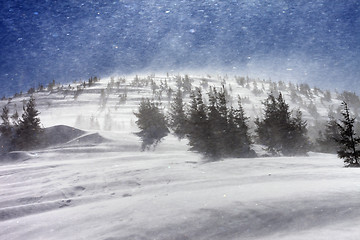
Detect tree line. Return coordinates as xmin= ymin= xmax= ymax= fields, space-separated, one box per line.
xmin=135 ymin=87 xmax=309 ymax=159
xmin=135 ymin=87 xmax=360 ymax=167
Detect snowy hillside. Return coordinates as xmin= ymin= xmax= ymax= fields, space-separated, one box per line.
xmin=1 ymin=74 xmax=353 ymax=137
xmin=1 ymin=74 xmax=360 ymax=239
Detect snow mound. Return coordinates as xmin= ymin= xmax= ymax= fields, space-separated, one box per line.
xmin=41 ymin=125 xmax=85 ymax=147
xmin=41 ymin=125 xmax=110 ymax=148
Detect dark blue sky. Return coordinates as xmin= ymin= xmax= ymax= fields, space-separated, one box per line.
xmin=1 ymin=0 xmax=360 ymax=96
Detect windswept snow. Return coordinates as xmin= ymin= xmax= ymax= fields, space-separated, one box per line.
xmin=1 ymin=144 xmax=360 ymax=239
xmin=1 ymin=74 xmax=360 ymax=239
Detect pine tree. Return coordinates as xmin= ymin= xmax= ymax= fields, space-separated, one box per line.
xmin=14 ymin=96 xmax=42 ymax=150
xmin=187 ymin=88 xmax=213 ymax=157
xmin=187 ymin=88 xmax=254 ymax=159
xmin=231 ymin=97 xmax=254 ymax=157
xmin=168 ymin=88 xmax=187 ymax=139
xmin=276 ymin=93 xmax=295 ymax=155
xmin=207 ymin=87 xmax=225 ymax=157
xmin=226 ymin=97 xmax=254 ymax=158
xmin=317 ymin=115 xmax=340 ymax=153
xmin=286 ymin=110 xmax=309 ymax=155
xmin=336 ymin=102 xmax=360 ymax=167
xmin=256 ymin=93 xmax=308 ymax=156
xmin=0 ymin=105 xmax=14 ymax=153
xmin=255 ymin=93 xmax=280 ymax=155
xmin=134 ymin=98 xmax=169 ymax=150
xmin=215 ymin=86 xmax=229 ymax=155
xmin=0 ymin=106 xmax=12 ymax=137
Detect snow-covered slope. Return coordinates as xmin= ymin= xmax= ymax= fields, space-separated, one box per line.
xmin=1 ymin=74 xmax=360 ymax=239
xmin=0 ymin=74 xmax=352 ymax=136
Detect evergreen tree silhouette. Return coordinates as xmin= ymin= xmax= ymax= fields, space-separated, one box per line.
xmin=336 ymin=101 xmax=360 ymax=167
xmin=230 ymin=97 xmax=254 ymax=157
xmin=255 ymin=93 xmax=279 ymax=154
xmin=168 ymin=88 xmax=187 ymax=139
xmin=14 ymin=96 xmax=42 ymax=150
xmin=286 ymin=109 xmax=309 ymax=155
xmin=256 ymin=93 xmax=308 ymax=156
xmin=187 ymin=88 xmax=213 ymax=157
xmin=0 ymin=106 xmax=12 ymax=137
xmin=207 ymin=87 xmax=224 ymax=157
xmin=134 ymin=98 xmax=169 ymax=150
xmin=316 ymin=115 xmax=340 ymax=153
xmin=187 ymin=88 xmax=254 ymax=159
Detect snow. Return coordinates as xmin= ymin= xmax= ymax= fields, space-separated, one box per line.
xmin=2 ymin=146 xmax=360 ymax=239
xmin=1 ymin=74 xmax=359 ymax=239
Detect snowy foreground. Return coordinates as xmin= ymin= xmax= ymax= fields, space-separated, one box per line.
xmin=1 ymin=75 xmax=360 ymax=239
xmin=1 ymin=136 xmax=360 ymax=240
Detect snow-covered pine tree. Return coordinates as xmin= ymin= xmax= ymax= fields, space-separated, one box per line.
xmin=336 ymin=101 xmax=360 ymax=167
xmin=14 ymin=96 xmax=42 ymax=150
xmin=168 ymin=88 xmax=187 ymax=139
xmin=134 ymin=98 xmax=169 ymax=150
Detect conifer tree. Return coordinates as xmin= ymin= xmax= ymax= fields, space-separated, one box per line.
xmin=187 ymin=88 xmax=213 ymax=157
xmin=285 ymin=109 xmax=309 ymax=155
xmin=256 ymin=93 xmax=308 ymax=156
xmin=215 ymin=86 xmax=229 ymax=155
xmin=134 ymin=98 xmax=169 ymax=150
xmin=255 ymin=93 xmax=279 ymax=154
xmin=168 ymin=88 xmax=187 ymax=139
xmin=317 ymin=115 xmax=340 ymax=153
xmin=0 ymin=106 xmax=12 ymax=137
xmin=207 ymin=87 xmax=225 ymax=157
xmin=276 ymin=93 xmax=296 ymax=154
xmin=0 ymin=105 xmax=14 ymax=153
xmin=14 ymin=96 xmax=42 ymax=150
xmin=187 ymin=88 xmax=254 ymax=159
xmin=226 ymin=97 xmax=254 ymax=158
xmin=231 ymin=97 xmax=254 ymax=157
xmin=336 ymin=102 xmax=360 ymax=167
